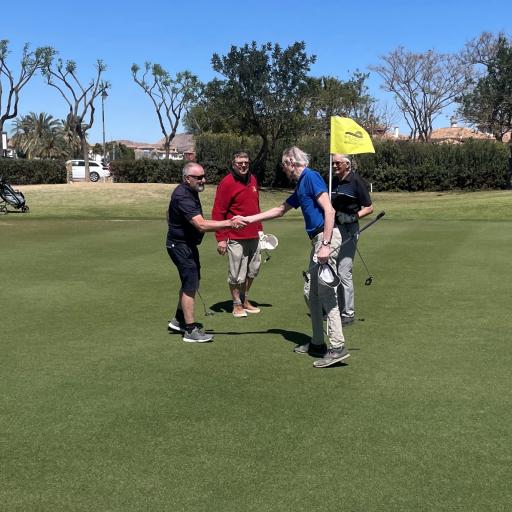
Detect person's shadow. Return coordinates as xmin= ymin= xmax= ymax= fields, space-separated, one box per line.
xmin=210 ymin=300 xmax=272 ymax=313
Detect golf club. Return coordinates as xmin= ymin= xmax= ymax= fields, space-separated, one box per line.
xmin=197 ymin=289 xmax=215 ymax=316
xmin=356 ymin=246 xmax=374 ymax=286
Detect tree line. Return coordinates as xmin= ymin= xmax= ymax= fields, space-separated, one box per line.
xmin=1 ymin=32 xmax=511 ymax=180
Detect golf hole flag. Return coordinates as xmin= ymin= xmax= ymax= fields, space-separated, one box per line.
xmin=330 ymin=117 xmax=375 ymax=155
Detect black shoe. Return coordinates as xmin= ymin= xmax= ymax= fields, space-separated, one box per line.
xmin=293 ymin=342 xmax=327 ymax=358
xmin=313 ymin=346 xmax=351 ymax=368
xmin=341 ymin=315 xmax=355 ymax=326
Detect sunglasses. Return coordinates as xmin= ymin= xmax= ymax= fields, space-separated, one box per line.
xmin=234 ymin=161 xmax=250 ymax=167
xmin=188 ymin=174 xmax=205 ymax=180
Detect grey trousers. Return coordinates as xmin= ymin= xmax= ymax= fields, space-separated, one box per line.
xmin=304 ymin=227 xmax=345 ymax=349
xmin=336 ymin=222 xmax=359 ymax=318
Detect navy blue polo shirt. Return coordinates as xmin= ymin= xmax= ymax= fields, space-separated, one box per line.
xmin=166 ymin=182 xmax=204 ymax=246
xmin=331 ymin=171 xmax=372 ymax=215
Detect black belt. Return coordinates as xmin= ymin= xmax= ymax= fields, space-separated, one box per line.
xmin=308 ymin=225 xmax=324 ymax=240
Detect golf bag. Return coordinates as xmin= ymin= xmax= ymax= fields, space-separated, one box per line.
xmin=0 ymin=177 xmax=29 ymax=214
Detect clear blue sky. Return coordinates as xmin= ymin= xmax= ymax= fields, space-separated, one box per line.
xmin=3 ymin=0 xmax=510 ymax=144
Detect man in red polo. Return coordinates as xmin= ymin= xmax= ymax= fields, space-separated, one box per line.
xmin=212 ymin=152 xmax=263 ymax=318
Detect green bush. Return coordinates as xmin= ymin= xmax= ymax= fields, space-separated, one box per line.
xmin=356 ymin=140 xmax=510 ymax=191
xmin=110 ymin=159 xmax=184 ymax=183
xmin=0 ymin=158 xmax=66 ymax=184
xmin=108 ymin=136 xmax=510 ymax=191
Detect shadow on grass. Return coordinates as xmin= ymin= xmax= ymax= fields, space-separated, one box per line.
xmin=209 ymin=300 xmax=273 ymax=313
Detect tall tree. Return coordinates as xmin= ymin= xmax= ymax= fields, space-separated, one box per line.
xmin=211 ymin=41 xmax=316 ymax=174
xmin=183 ymin=78 xmax=246 ymax=135
xmin=372 ymin=47 xmax=471 ymax=141
xmin=131 ymin=63 xmax=201 ymax=158
xmin=305 ymin=72 xmax=394 ymax=137
xmin=11 ymin=112 xmax=71 ymax=159
xmin=457 ymin=34 xmax=512 ymax=141
xmin=0 ymin=40 xmax=54 ymax=154
xmin=43 ymin=58 xmax=109 ymax=180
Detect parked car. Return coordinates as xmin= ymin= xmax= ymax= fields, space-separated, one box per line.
xmin=66 ymin=160 xmax=111 ymax=182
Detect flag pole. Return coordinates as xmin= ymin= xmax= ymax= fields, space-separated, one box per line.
xmin=328 ymin=153 xmax=333 ymax=198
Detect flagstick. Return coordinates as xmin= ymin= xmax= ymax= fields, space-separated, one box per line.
xmin=328 ymin=153 xmax=333 ymax=198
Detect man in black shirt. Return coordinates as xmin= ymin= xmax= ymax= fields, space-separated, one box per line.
xmin=167 ymin=162 xmax=245 ymax=342
xmin=331 ymin=154 xmax=374 ymax=325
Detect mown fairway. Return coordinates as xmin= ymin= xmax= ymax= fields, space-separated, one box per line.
xmin=1 ymin=184 xmax=511 ymax=511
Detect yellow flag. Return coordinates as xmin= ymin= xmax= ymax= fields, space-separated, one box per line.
xmin=330 ymin=117 xmax=375 ymax=155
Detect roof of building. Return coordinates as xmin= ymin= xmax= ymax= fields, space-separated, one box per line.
xmin=430 ymin=126 xmax=495 ymax=142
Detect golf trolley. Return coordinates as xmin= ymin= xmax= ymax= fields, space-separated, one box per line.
xmin=0 ymin=177 xmax=29 ymax=215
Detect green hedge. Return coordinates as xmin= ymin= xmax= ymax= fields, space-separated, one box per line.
xmin=356 ymin=140 xmax=510 ymax=191
xmin=94 ymin=136 xmax=512 ymax=191
xmin=0 ymin=158 xmax=66 ymax=184
xmin=110 ymin=159 xmax=184 ymax=183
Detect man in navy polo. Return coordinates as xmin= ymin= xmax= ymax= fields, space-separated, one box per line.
xmin=242 ymin=147 xmax=350 ymax=368
xmin=167 ymin=162 xmax=245 ymax=343
xmin=331 ymin=154 xmax=374 ymax=325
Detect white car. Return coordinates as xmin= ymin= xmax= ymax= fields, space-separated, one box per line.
xmin=66 ymin=160 xmax=111 ymax=182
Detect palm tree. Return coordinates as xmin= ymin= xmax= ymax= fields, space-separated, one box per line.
xmin=11 ymin=112 xmax=75 ymax=159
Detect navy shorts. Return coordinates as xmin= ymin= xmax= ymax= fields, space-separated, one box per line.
xmin=167 ymin=241 xmax=201 ymax=293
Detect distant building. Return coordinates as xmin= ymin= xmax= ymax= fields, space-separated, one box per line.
xmin=117 ymin=133 xmax=195 ymax=161
xmin=430 ymin=118 xmax=495 ymax=144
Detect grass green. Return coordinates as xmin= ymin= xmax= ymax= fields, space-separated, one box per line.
xmin=1 ymin=183 xmax=511 ymax=511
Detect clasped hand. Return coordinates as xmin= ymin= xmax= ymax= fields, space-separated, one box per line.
xmin=230 ymin=216 xmax=248 ymax=229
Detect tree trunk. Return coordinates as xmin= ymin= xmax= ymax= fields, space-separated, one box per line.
xmin=252 ymin=134 xmax=269 ymax=184
xmin=0 ymin=121 xmax=4 ymax=155
xmin=164 ymin=137 xmax=171 ymax=159
xmin=82 ymin=136 xmax=90 ymax=182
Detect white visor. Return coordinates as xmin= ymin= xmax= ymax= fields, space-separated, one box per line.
xmin=318 ymin=263 xmax=340 ymax=288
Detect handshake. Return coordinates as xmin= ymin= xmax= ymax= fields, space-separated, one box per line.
xmin=229 ymin=215 xmax=252 ymax=229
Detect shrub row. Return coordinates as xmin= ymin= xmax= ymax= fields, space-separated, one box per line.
xmin=195 ymin=135 xmax=511 ymax=191
xmin=110 ymin=159 xmax=184 ymax=183
xmin=3 ymin=136 xmax=510 ymax=191
xmin=356 ymin=140 xmax=511 ymax=191
xmin=0 ymin=158 xmax=66 ymax=184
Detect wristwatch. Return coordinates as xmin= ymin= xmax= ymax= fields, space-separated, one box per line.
xmin=321 ymin=240 xmax=331 ymax=246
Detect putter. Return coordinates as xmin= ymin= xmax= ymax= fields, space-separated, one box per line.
xmin=356 ymin=246 xmax=374 ymax=286
xmin=197 ymin=290 xmax=215 ymax=316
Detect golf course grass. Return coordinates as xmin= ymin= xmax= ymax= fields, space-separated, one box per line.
xmin=1 ymin=183 xmax=511 ymax=511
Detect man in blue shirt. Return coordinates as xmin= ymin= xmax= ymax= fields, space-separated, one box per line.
xmin=242 ymin=147 xmax=350 ymax=368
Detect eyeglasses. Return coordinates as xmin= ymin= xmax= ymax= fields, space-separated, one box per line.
xmin=332 ymin=161 xmax=348 ymax=166
xmin=234 ymin=161 xmax=250 ymax=167
xmin=188 ymin=174 xmax=205 ymax=180
xmin=281 ymin=160 xmax=293 ymax=167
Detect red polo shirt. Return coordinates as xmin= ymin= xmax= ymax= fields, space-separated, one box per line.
xmin=212 ymin=172 xmax=263 ymax=241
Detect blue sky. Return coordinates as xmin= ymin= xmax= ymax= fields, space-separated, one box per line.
xmin=3 ymin=0 xmax=510 ymax=144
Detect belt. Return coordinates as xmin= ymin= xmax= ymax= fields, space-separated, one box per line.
xmin=308 ymin=225 xmax=324 ymax=240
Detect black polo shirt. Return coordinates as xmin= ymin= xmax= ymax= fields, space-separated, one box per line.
xmin=331 ymin=171 xmax=372 ymax=215
xmin=166 ymin=182 xmax=204 ymax=246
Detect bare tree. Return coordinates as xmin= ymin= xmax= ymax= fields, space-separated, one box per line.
xmin=461 ymin=31 xmax=505 ymax=67
xmin=43 ymin=58 xmax=109 ymax=180
xmin=371 ymin=47 xmax=471 ymax=141
xmin=131 ymin=63 xmax=201 ymax=158
xmin=0 ymin=40 xmax=54 ymax=154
